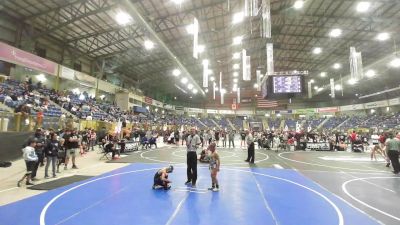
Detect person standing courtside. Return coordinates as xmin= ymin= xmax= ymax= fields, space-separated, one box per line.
xmin=385 ymin=133 xmax=400 ymax=174
xmin=228 ymin=130 xmax=235 ymax=148
xmin=245 ymin=130 xmax=255 ymax=164
xmin=31 ymin=128 xmax=45 ymax=181
xmin=185 ymin=127 xmax=201 ymax=187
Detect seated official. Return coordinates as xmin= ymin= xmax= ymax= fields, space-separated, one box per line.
xmin=148 ymin=137 xmax=157 ymax=148
xmin=105 ymin=139 xmax=119 ymax=159
xmin=152 ymin=165 xmax=174 ymax=190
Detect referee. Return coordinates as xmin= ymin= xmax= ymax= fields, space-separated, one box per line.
xmin=245 ymin=130 xmax=255 ymax=164
xmin=185 ymin=127 xmax=201 ymax=188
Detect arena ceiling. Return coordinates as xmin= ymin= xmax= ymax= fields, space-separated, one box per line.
xmin=2 ymin=0 xmax=400 ymax=104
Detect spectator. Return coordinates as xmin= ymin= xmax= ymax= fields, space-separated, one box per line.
xmin=44 ymin=133 xmax=59 ymax=178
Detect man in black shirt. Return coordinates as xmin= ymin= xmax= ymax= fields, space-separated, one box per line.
xmin=30 ymin=128 xmax=46 ymax=180
xmin=63 ymin=129 xmax=79 ymax=170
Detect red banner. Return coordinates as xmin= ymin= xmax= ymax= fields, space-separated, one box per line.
xmin=317 ymin=107 xmax=338 ymax=113
xmin=232 ymin=103 xmax=237 ymax=110
xmin=0 ymin=42 xmax=57 ymax=75
xmin=144 ymin=96 xmax=153 ymax=105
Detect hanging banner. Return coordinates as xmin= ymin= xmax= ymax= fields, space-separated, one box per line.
xmin=242 ymin=49 xmax=250 ymax=80
xmin=0 ymin=42 xmax=58 ymax=75
xmin=349 ymin=47 xmax=364 ymax=81
xmin=219 ymin=72 xmax=222 ymax=92
xmin=246 ymin=56 xmax=251 ymax=80
xmin=152 ymin=99 xmax=163 ymax=108
xmin=164 ymin=104 xmax=175 ymax=110
xmin=256 ymin=70 xmax=261 ymax=91
xmin=308 ymin=81 xmax=312 ymax=99
xmin=203 ymin=59 xmax=209 ymax=87
xmin=364 ymin=100 xmax=388 ymax=109
xmin=232 ymin=103 xmax=237 ymax=110
xmin=237 ymin=86 xmax=241 ymax=103
xmin=206 ymin=109 xmax=218 ymax=114
xmin=219 ymin=110 xmax=235 ymax=115
xmin=389 ymin=98 xmax=400 ymax=106
xmin=261 ymin=0 xmax=271 ymax=38
xmin=193 ymin=18 xmax=199 ymax=59
xmin=266 ymin=43 xmax=274 ymax=75
xmin=339 ymin=104 xmax=364 ymax=111
xmin=317 ymin=107 xmax=339 ymax=113
xmin=330 ymin=78 xmax=335 ymax=98
xmin=144 ymin=96 xmax=153 ymax=105
xmin=61 ymin=66 xmax=75 ymax=80
xmin=294 ymin=108 xmax=317 ymax=114
xmin=213 ymin=81 xmax=216 ymax=100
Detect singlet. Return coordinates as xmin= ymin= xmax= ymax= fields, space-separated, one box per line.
xmin=209 ymin=153 xmax=218 ymax=170
xmin=371 ymin=135 xmax=379 ymax=145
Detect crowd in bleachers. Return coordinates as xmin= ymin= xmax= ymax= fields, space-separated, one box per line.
xmin=0 ymin=78 xmax=62 ymax=118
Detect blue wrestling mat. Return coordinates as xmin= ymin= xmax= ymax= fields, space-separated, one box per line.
xmin=0 ymin=163 xmax=380 ymax=225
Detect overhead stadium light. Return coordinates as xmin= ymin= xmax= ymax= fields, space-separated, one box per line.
xmin=232 ymin=12 xmax=245 ymax=24
xmin=356 ymin=1 xmax=371 ymax=13
xmin=233 ymin=36 xmax=243 ymax=45
xmin=320 ymin=72 xmax=327 ymax=77
xmin=389 ymin=58 xmax=400 ymax=68
xmin=365 ymin=69 xmax=376 ymax=77
xmin=317 ymin=87 xmax=324 ymax=92
xmin=333 ymin=63 xmax=342 ymax=69
xmin=309 ymin=79 xmax=315 ymax=83
xmin=186 ymin=24 xmax=194 ymax=34
xmin=376 ymin=32 xmax=390 ymax=41
xmin=192 ymin=89 xmax=198 ymax=94
xmin=233 ymin=78 xmax=238 ymax=83
xmin=144 ymin=40 xmax=154 ymax=50
xmin=314 ymin=86 xmax=319 ymax=90
xmin=233 ymin=64 xmax=240 ymax=70
xmin=253 ymin=83 xmax=259 ymax=89
xmin=198 ymin=45 xmax=205 ymax=53
xmin=294 ymin=0 xmax=304 ymax=9
xmin=348 ymin=78 xmax=358 ymax=85
xmin=313 ymin=47 xmax=322 ymax=54
xmin=210 ymin=76 xmax=215 ymax=81
xmin=233 ymin=52 xmax=241 ymax=59
xmin=172 ymin=0 xmax=184 ymax=5
xmin=205 ymin=88 xmax=209 ymax=93
xmin=172 ymin=69 xmax=181 ymax=76
xmin=188 ymin=83 xmax=193 ymax=90
xmin=335 ymin=84 xmax=342 ymax=90
xmin=233 ymin=72 xmax=239 ymax=77
xmin=329 ymin=28 xmax=342 ymax=38
xmin=181 ymin=77 xmax=188 ymax=84
xmin=115 ymin=11 xmax=132 ymax=26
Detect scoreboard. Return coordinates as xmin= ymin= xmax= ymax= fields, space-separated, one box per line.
xmin=261 ymin=74 xmax=305 ymax=99
xmin=273 ymin=76 xmax=302 ymax=93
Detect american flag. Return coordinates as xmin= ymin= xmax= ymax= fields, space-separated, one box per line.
xmin=256 ymin=97 xmax=279 ymax=108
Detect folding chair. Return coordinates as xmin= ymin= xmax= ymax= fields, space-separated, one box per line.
xmin=99 ymin=149 xmax=112 ymax=160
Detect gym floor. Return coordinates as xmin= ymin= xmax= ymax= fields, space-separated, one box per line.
xmin=0 ymin=142 xmax=399 ymax=225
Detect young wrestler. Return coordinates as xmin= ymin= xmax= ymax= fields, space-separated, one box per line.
xmin=208 ymin=143 xmax=220 ymax=191
xmin=152 ymin=165 xmax=174 ymax=190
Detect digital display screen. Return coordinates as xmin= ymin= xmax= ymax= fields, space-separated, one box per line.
xmin=273 ymin=76 xmax=302 ymax=93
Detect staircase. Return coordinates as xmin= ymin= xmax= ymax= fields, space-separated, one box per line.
xmin=279 ymin=119 xmax=285 ymax=130
xmin=335 ymin=117 xmax=350 ymax=130
xmin=0 ymin=102 xmax=13 ymax=113
xmin=262 ymin=118 xmax=269 ymax=130
xmin=196 ymin=118 xmax=207 ymax=129
xmin=317 ymin=117 xmax=330 ymax=129
xmin=33 ymin=91 xmax=78 ymax=120
xmin=226 ymin=118 xmax=236 ymax=130
xmin=210 ymin=118 xmax=221 ymax=129
xmin=243 ymin=120 xmax=249 ymax=130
